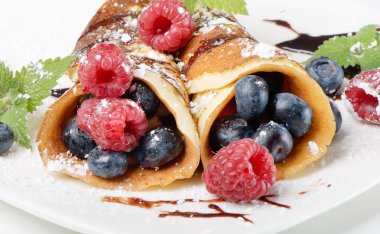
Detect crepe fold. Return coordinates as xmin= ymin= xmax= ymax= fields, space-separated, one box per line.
xmin=37 ymin=0 xmax=200 ymax=190
xmin=180 ymin=10 xmax=336 ymax=180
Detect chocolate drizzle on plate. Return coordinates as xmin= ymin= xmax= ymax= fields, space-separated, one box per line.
xmin=103 ymin=195 xmax=290 ymax=223
xmin=102 ymin=196 xmax=224 ymax=209
xmin=264 ymin=19 xmax=380 ymax=54
xmin=259 ymin=195 xmax=291 ymax=209
xmin=159 ymin=204 xmax=254 ymax=223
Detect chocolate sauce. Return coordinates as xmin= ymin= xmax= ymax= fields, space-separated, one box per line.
xmin=183 ymin=33 xmax=252 ymax=74
xmin=263 ymin=19 xmax=378 ymax=54
xmin=51 ymin=88 xmax=70 ymax=98
xmin=259 ymin=195 xmax=291 ymax=209
xmin=159 ymin=204 xmax=253 ymax=223
xmin=102 ymin=196 xmax=224 ymax=209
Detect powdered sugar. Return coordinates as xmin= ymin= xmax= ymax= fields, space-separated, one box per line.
xmin=47 ymin=154 xmax=89 ymax=177
xmin=308 ymin=141 xmax=319 ymax=155
xmin=241 ymin=41 xmax=276 ymax=58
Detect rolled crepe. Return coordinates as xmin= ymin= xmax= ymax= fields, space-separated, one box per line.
xmin=180 ymin=10 xmax=336 ymax=180
xmin=37 ymin=0 xmax=200 ymax=190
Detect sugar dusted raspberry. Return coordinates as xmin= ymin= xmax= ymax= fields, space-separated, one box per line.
xmin=344 ymin=68 xmax=380 ymax=124
xmin=202 ymin=139 xmax=276 ymax=202
xmin=138 ymin=0 xmax=195 ymax=52
xmin=77 ymin=98 xmax=148 ymax=152
xmin=78 ymin=43 xmax=133 ymax=98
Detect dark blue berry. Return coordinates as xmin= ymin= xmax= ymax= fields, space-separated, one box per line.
xmin=252 ymin=121 xmax=293 ymax=163
xmin=270 ymin=93 xmax=313 ymax=137
xmin=306 ymin=57 xmax=344 ymax=96
xmin=124 ymin=81 xmax=160 ymax=118
xmin=210 ymin=116 xmax=255 ymax=152
xmin=0 ymin=122 xmax=14 ymax=155
xmin=235 ymin=75 xmax=269 ymax=121
xmin=255 ymin=72 xmax=284 ymax=96
xmin=62 ymin=117 xmax=96 ymax=159
xmin=329 ymin=99 xmax=342 ymax=133
xmin=88 ymin=147 xmax=129 ymax=179
xmin=136 ymin=126 xmax=184 ymax=168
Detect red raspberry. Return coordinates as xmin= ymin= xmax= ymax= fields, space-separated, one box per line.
xmin=77 ymin=98 xmax=148 ymax=152
xmin=202 ymin=139 xmax=276 ymax=203
xmin=344 ymin=68 xmax=380 ymax=124
xmin=78 ymin=43 xmax=133 ymax=98
xmin=138 ymin=0 xmax=195 ymax=52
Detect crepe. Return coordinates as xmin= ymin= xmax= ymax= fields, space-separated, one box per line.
xmin=37 ymin=0 xmax=200 ymax=190
xmin=180 ymin=10 xmax=336 ymax=180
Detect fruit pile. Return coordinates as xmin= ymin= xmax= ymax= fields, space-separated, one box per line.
xmin=62 ymin=42 xmax=185 ymax=179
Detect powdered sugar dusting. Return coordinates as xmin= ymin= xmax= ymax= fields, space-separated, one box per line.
xmin=308 ymin=141 xmax=319 ymax=155
xmin=241 ymin=42 xmax=276 ymax=58
xmin=47 ymin=154 xmax=89 ymax=177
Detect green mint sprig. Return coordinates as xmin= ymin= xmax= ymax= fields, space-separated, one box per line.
xmin=0 ymin=56 xmax=75 ymax=148
xmin=313 ymin=24 xmax=380 ymax=71
xmin=183 ymin=0 xmax=248 ymax=15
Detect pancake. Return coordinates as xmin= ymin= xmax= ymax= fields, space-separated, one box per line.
xmin=181 ymin=9 xmax=336 ymax=180
xmin=36 ymin=0 xmax=200 ymax=190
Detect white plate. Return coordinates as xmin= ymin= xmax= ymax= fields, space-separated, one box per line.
xmin=1 ymin=0 xmax=380 ymax=234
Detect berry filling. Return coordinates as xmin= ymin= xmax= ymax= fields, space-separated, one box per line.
xmin=210 ymin=72 xmax=315 ymax=164
xmin=138 ymin=0 xmax=195 ymax=52
xmin=64 ymin=76 xmax=184 ymax=179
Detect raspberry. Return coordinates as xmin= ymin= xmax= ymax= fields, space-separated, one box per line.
xmin=78 ymin=43 xmax=133 ymax=98
xmin=77 ymin=98 xmax=148 ymax=152
xmin=202 ymin=139 xmax=276 ymax=202
xmin=138 ymin=0 xmax=195 ymax=52
xmin=344 ymin=68 xmax=380 ymax=124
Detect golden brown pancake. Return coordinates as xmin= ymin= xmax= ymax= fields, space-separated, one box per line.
xmin=36 ymin=0 xmax=200 ymax=190
xmin=180 ymin=9 xmax=336 ymax=180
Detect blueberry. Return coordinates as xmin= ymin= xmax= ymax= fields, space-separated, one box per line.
xmin=255 ymin=72 xmax=284 ymax=96
xmin=252 ymin=121 xmax=293 ymax=163
xmin=235 ymin=75 xmax=269 ymax=121
xmin=329 ymin=99 xmax=342 ymax=133
xmin=306 ymin=57 xmax=344 ymax=96
xmin=210 ymin=116 xmax=255 ymax=152
xmin=0 ymin=122 xmax=14 ymax=155
xmin=123 ymin=81 xmax=160 ymax=118
xmin=270 ymin=93 xmax=313 ymax=137
xmin=88 ymin=147 xmax=129 ymax=179
xmin=136 ymin=126 xmax=184 ymax=168
xmin=62 ymin=117 xmax=96 ymax=159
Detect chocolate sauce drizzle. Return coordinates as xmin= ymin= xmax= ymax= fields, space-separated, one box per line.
xmin=102 ymin=196 xmax=224 ymax=209
xmin=51 ymin=88 xmax=70 ymax=98
xmin=259 ymin=195 xmax=291 ymax=209
xmin=103 ymin=195 xmax=290 ymax=223
xmin=159 ymin=204 xmax=253 ymax=223
xmin=264 ymin=19 xmax=380 ymax=54
xmin=183 ymin=33 xmax=252 ymax=74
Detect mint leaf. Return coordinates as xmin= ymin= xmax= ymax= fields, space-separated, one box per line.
xmin=182 ymin=0 xmax=248 ymax=15
xmin=355 ymin=24 xmax=378 ymax=46
xmin=0 ymin=99 xmax=30 ymax=148
xmin=183 ymin=0 xmax=197 ymax=13
xmin=359 ymin=47 xmax=380 ymax=71
xmin=0 ymin=62 xmax=17 ymax=95
xmin=199 ymin=0 xmax=248 ymax=15
xmin=314 ymin=36 xmax=358 ymax=68
xmin=16 ymin=56 xmax=75 ymax=113
xmin=313 ymin=24 xmax=380 ymax=71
